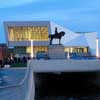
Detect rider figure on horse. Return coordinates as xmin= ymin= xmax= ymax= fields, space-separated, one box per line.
xmin=49 ymin=27 xmax=65 ymax=45
xmin=55 ymin=27 xmax=59 ymax=35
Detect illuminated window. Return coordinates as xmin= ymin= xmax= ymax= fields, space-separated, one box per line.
xmin=26 ymin=46 xmax=48 ymax=56
xmin=64 ymin=47 xmax=88 ymax=53
xmin=8 ymin=26 xmax=49 ymax=41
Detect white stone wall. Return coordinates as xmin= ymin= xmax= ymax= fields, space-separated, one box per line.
xmin=99 ymin=39 xmax=100 ymax=57
xmin=31 ymin=59 xmax=100 ymax=73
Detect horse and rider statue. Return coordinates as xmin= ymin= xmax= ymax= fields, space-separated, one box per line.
xmin=49 ymin=27 xmax=65 ymax=45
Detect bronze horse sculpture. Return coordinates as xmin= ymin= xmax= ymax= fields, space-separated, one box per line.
xmin=49 ymin=27 xmax=65 ymax=45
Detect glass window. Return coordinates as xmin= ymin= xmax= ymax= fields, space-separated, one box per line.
xmin=8 ymin=26 xmax=49 ymax=41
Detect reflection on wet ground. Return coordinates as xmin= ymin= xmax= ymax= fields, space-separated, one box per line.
xmin=0 ymin=69 xmax=25 ymax=86
xmin=34 ymin=72 xmax=100 ymax=100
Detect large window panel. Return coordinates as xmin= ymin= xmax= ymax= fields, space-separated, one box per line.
xmin=8 ymin=26 xmax=49 ymax=41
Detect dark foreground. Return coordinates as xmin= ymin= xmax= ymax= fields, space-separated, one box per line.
xmin=34 ymin=72 xmax=100 ymax=100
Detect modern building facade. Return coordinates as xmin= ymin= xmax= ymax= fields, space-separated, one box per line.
xmin=4 ymin=21 xmax=51 ymax=57
xmin=63 ymin=32 xmax=97 ymax=56
xmin=4 ymin=21 xmax=99 ymax=58
xmin=50 ymin=22 xmax=99 ymax=56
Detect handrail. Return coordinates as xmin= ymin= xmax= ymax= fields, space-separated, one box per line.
xmin=0 ymin=60 xmax=32 ymax=89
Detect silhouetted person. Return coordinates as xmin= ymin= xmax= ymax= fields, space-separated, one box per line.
xmin=0 ymin=60 xmax=3 ymax=68
xmin=18 ymin=58 xmax=21 ymax=63
xmin=23 ymin=56 xmax=27 ymax=63
xmin=55 ymin=27 xmax=58 ymax=35
xmin=14 ymin=57 xmax=17 ymax=63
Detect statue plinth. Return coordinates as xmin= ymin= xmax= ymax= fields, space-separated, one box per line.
xmin=48 ymin=44 xmax=66 ymax=59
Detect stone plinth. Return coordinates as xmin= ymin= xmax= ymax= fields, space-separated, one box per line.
xmin=48 ymin=45 xmax=66 ymax=59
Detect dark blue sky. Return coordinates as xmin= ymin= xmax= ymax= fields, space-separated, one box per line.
xmin=0 ymin=0 xmax=100 ymax=43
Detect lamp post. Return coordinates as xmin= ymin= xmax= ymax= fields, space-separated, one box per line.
xmin=31 ymin=40 xmax=34 ymax=59
xmin=96 ymin=38 xmax=99 ymax=58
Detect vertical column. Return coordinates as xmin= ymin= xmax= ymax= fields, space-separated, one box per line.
xmin=70 ymin=48 xmax=73 ymax=53
xmin=96 ymin=38 xmax=99 ymax=58
xmin=67 ymin=48 xmax=70 ymax=59
xmin=31 ymin=40 xmax=34 ymax=58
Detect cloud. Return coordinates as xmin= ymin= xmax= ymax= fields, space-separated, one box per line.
xmin=0 ymin=0 xmax=34 ymax=8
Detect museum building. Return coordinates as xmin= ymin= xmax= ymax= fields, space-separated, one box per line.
xmin=4 ymin=21 xmax=99 ymax=58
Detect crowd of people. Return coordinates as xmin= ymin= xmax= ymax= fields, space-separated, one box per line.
xmin=0 ymin=56 xmax=31 ymax=68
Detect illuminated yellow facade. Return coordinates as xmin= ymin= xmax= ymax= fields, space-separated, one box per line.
xmin=7 ymin=26 xmax=49 ymax=56
xmin=8 ymin=26 xmax=49 ymax=41
xmin=27 ymin=46 xmax=48 ymax=54
xmin=64 ymin=47 xmax=88 ymax=53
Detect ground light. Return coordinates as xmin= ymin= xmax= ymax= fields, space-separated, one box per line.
xmin=96 ymin=38 xmax=99 ymax=58
xmin=31 ymin=40 xmax=34 ymax=58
